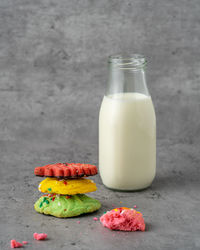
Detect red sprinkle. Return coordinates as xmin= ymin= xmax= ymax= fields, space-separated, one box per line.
xmin=66 ymin=195 xmax=71 ymax=199
xmin=64 ymin=209 xmax=67 ymax=211
xmin=63 ymin=181 xmax=67 ymax=185
xmin=52 ymin=197 xmax=55 ymax=201
xmin=134 ymin=205 xmax=137 ymax=208
xmin=10 ymin=239 xmax=23 ymax=248
xmin=93 ymin=217 xmax=98 ymax=221
xmin=33 ymin=232 xmax=48 ymax=241
xmin=22 ymin=241 xmax=28 ymax=244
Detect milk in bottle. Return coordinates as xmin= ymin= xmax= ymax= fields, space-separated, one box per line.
xmin=99 ymin=55 xmax=156 ymax=190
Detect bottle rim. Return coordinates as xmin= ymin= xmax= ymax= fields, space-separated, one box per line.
xmin=108 ymin=54 xmax=146 ymax=70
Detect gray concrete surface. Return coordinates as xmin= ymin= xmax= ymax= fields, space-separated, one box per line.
xmin=0 ymin=0 xmax=200 ymax=249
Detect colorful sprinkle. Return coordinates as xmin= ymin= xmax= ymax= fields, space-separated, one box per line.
xmin=45 ymin=200 xmax=49 ymax=204
xmin=120 ymin=201 xmax=123 ymax=204
xmin=77 ymin=221 xmax=80 ymax=224
xmin=52 ymin=197 xmax=55 ymax=201
xmin=39 ymin=202 xmax=43 ymax=208
xmin=134 ymin=205 xmax=137 ymax=208
xmin=64 ymin=209 xmax=67 ymax=211
xmin=22 ymin=241 xmax=28 ymax=244
xmin=93 ymin=217 xmax=98 ymax=221
xmin=48 ymin=188 xmax=52 ymax=191
xmin=66 ymin=195 xmax=71 ymax=199
xmin=63 ymin=181 xmax=67 ymax=185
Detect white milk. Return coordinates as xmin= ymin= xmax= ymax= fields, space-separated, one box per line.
xmin=99 ymin=92 xmax=156 ymax=190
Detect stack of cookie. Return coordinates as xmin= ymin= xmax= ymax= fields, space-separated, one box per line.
xmin=34 ymin=163 xmax=101 ymax=218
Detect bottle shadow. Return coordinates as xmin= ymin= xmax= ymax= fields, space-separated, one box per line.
xmin=151 ymin=169 xmax=200 ymax=192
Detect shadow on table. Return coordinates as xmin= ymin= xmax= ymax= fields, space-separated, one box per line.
xmin=151 ymin=168 xmax=200 ymax=192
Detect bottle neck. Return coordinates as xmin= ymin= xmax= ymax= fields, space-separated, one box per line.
xmin=106 ymin=54 xmax=149 ymax=96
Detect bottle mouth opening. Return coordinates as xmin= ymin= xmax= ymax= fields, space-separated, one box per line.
xmin=108 ymin=54 xmax=146 ymax=70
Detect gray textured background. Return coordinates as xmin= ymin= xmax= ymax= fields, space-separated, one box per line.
xmin=0 ymin=0 xmax=200 ymax=249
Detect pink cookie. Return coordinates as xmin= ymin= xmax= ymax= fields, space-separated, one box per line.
xmin=100 ymin=207 xmax=145 ymax=231
xmin=33 ymin=232 xmax=48 ymax=240
xmin=10 ymin=240 xmax=23 ymax=248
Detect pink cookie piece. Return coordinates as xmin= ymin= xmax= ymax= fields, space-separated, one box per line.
xmin=33 ymin=232 xmax=48 ymax=241
xmin=100 ymin=207 xmax=145 ymax=231
xmin=10 ymin=239 xmax=23 ymax=248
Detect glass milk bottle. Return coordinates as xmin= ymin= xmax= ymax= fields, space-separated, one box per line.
xmin=99 ymin=54 xmax=156 ymax=191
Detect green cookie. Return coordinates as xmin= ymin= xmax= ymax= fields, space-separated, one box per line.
xmin=34 ymin=194 xmax=101 ymax=218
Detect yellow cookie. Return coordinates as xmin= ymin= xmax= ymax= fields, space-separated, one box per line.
xmin=38 ymin=177 xmax=97 ymax=195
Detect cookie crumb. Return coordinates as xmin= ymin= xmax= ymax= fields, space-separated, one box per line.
xmin=10 ymin=239 xmax=23 ymax=248
xmin=33 ymin=232 xmax=48 ymax=240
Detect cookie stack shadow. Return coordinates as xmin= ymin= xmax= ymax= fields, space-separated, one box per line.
xmin=34 ymin=163 xmax=101 ymax=218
